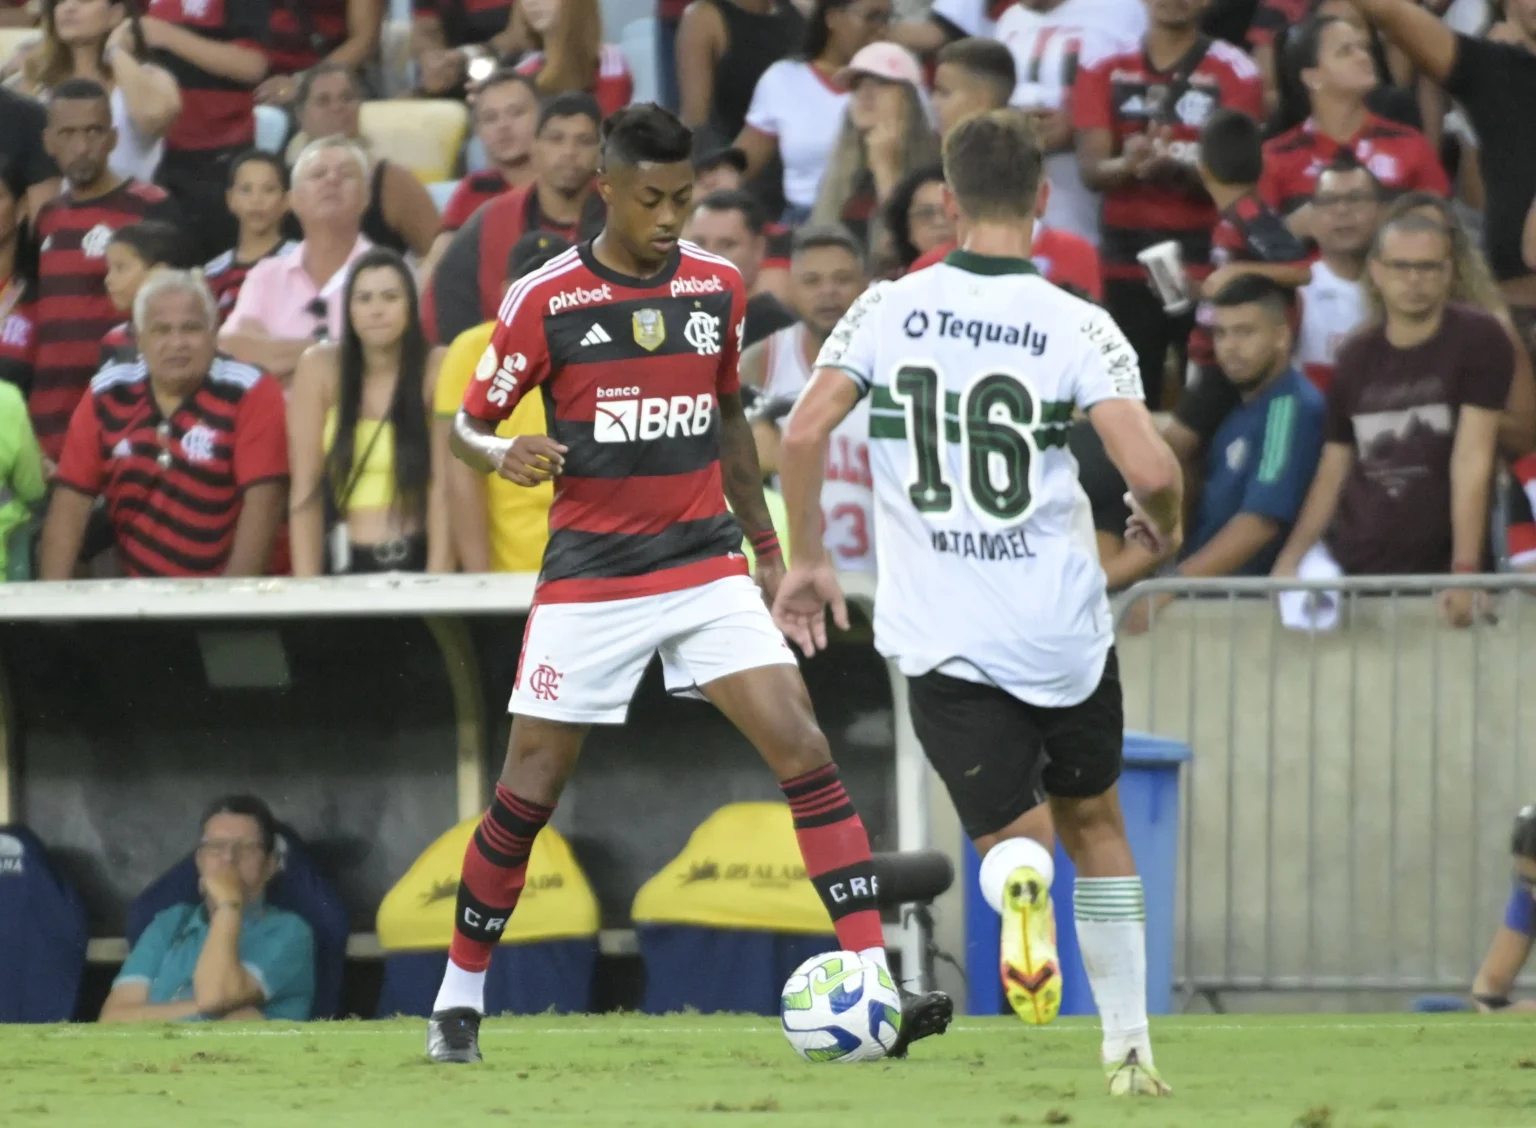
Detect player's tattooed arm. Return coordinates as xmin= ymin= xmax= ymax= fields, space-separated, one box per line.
xmin=718 ymin=390 xmax=775 ymax=539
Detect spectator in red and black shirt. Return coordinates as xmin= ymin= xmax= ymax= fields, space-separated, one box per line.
xmin=39 ymin=270 xmax=289 ymax=578
xmin=1074 ymin=0 xmax=1264 ymax=407
xmin=413 ymin=0 xmax=522 ymax=97
xmin=1170 ymin=108 xmax=1312 ymax=459
xmin=257 ymin=0 xmax=384 ymax=104
xmin=425 ymin=92 xmax=606 ymax=345
xmin=422 ymin=70 xmax=540 ymax=277
xmin=100 ymin=220 xmax=190 ymax=368
xmin=0 ymin=161 xmax=35 ymax=393
xmin=205 ymin=151 xmax=298 ymax=323
xmin=32 ymin=79 xmax=180 ymax=463
xmin=1260 ymin=15 xmax=1447 ymax=237
xmin=142 ymin=0 xmax=270 ymax=264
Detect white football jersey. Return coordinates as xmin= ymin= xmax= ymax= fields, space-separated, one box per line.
xmin=998 ymin=0 xmax=1146 ymax=246
xmin=1295 ymin=260 xmax=1367 ymax=392
xmin=763 ymin=323 xmax=877 ymax=573
xmin=815 ymin=249 xmax=1142 ymax=706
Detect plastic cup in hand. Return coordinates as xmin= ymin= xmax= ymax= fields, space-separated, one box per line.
xmin=1136 ymin=240 xmax=1192 ymax=315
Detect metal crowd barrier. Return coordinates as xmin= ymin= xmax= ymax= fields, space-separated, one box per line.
xmin=1114 ymin=574 xmax=1536 ymax=1007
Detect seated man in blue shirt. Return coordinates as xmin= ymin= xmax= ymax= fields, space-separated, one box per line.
xmin=1471 ymin=806 xmax=1536 ymax=1013
xmin=1126 ymin=275 xmax=1325 ymax=632
xmin=99 ymin=796 xmax=316 ymax=1023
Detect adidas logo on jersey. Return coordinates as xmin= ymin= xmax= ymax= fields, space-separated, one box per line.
xmin=580 ymin=324 xmax=612 ymax=346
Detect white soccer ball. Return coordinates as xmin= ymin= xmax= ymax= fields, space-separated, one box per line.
xmin=779 ymin=950 xmax=902 ymax=1063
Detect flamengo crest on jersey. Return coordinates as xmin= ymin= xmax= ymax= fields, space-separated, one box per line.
xmin=816 ymin=255 xmax=1141 ymax=707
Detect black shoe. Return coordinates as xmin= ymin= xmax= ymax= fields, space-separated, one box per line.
xmin=888 ymin=988 xmax=953 ymax=1059
xmin=427 ymin=1007 xmax=483 ymax=1063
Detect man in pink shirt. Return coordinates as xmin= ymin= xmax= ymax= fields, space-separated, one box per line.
xmin=219 ymin=137 xmax=373 ymax=384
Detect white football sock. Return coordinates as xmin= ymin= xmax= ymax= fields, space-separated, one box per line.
xmin=978 ymin=836 xmax=1056 ymax=915
xmin=433 ymin=959 xmax=487 ymax=1015
xmin=1073 ymin=876 xmax=1152 ymax=1065
xmin=859 ymin=946 xmax=891 ymax=977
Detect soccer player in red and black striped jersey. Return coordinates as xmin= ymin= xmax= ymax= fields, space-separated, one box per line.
xmin=424 ymin=103 xmax=952 ymax=1066
xmin=38 ymin=271 xmax=288 ymax=579
xmin=32 ymin=80 xmax=180 ymax=463
xmin=1073 ymin=0 xmax=1263 ymax=406
xmin=1259 ymin=15 xmax=1446 ymax=232
xmin=143 ymin=0 xmax=271 ymax=263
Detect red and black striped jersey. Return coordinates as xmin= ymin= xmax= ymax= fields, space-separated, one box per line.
xmin=1071 ymin=37 xmax=1264 ymax=280
xmin=99 ymin=322 xmax=139 ymax=369
xmin=413 ymin=0 xmax=513 ymax=48
xmin=55 ymin=356 xmax=289 ymax=577
xmin=441 ymin=170 xmax=510 ymax=232
xmin=1259 ymin=114 xmax=1449 ymax=217
xmin=147 ymin=0 xmax=270 ymax=152
xmin=204 ymin=240 xmax=301 ymax=321
xmin=1188 ymin=193 xmax=1309 ymax=367
xmin=267 ymin=0 xmax=349 ymax=74
xmin=31 ymin=180 xmax=180 ymax=461
xmin=461 ymin=239 xmax=749 ymax=603
xmin=0 ymin=280 xmax=34 ymax=393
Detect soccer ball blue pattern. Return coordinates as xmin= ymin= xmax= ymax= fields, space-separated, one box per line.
xmin=779 ymin=950 xmax=903 ymax=1063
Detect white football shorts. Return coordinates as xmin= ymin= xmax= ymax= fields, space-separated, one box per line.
xmin=509 ymin=574 xmax=798 ymax=724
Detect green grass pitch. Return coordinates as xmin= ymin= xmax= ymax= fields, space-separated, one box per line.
xmin=2 ymin=1013 xmax=1534 ymax=1127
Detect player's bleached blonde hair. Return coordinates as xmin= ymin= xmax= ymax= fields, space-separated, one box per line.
xmin=941 ymin=109 xmax=1044 ymax=224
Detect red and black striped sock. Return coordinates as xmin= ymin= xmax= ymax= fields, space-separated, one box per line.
xmin=781 ymin=763 xmax=885 ymax=953
xmin=447 ymin=784 xmax=554 ymax=973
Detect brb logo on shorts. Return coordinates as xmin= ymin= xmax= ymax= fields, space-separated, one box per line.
xmin=593 ymin=386 xmax=715 ymax=443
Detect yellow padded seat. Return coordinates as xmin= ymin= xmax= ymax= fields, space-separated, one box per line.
xmin=358 ymin=99 xmax=469 ymax=184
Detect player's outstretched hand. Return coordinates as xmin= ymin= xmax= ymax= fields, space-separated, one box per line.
xmin=1124 ymin=492 xmax=1182 ymax=560
xmin=496 ymin=435 xmax=568 ymax=487
xmin=771 ymin=560 xmax=849 ymax=658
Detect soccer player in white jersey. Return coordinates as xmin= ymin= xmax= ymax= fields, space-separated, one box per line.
xmin=772 ymin=108 xmax=1184 ymax=1097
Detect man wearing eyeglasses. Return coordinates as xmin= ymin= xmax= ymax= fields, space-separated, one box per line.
xmin=1271 ymin=212 xmax=1511 ymax=627
xmin=99 ymin=796 xmax=315 ymax=1024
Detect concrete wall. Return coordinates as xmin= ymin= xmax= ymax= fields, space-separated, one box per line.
xmin=1116 ymin=592 xmax=1536 ymax=995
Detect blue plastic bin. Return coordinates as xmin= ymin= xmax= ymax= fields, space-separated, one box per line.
xmin=962 ymin=731 xmax=1191 ymax=1016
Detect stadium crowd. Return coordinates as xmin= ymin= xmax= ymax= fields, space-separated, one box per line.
xmin=0 ymin=0 xmax=1531 ymax=1029
xmin=0 ymin=0 xmax=1524 ymax=626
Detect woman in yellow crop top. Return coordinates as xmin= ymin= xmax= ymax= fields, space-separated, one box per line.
xmin=287 ymin=248 xmax=452 ymax=574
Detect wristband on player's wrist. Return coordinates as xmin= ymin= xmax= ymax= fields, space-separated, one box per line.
xmin=1451 ymin=560 xmax=1479 ymax=574
xmin=750 ymin=530 xmax=782 ymax=560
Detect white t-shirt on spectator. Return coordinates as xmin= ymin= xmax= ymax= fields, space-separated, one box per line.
xmin=998 ymin=0 xmax=1145 ymax=246
xmin=744 ymin=59 xmax=850 ymax=212
xmin=1295 ymin=259 xmax=1367 ymax=392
